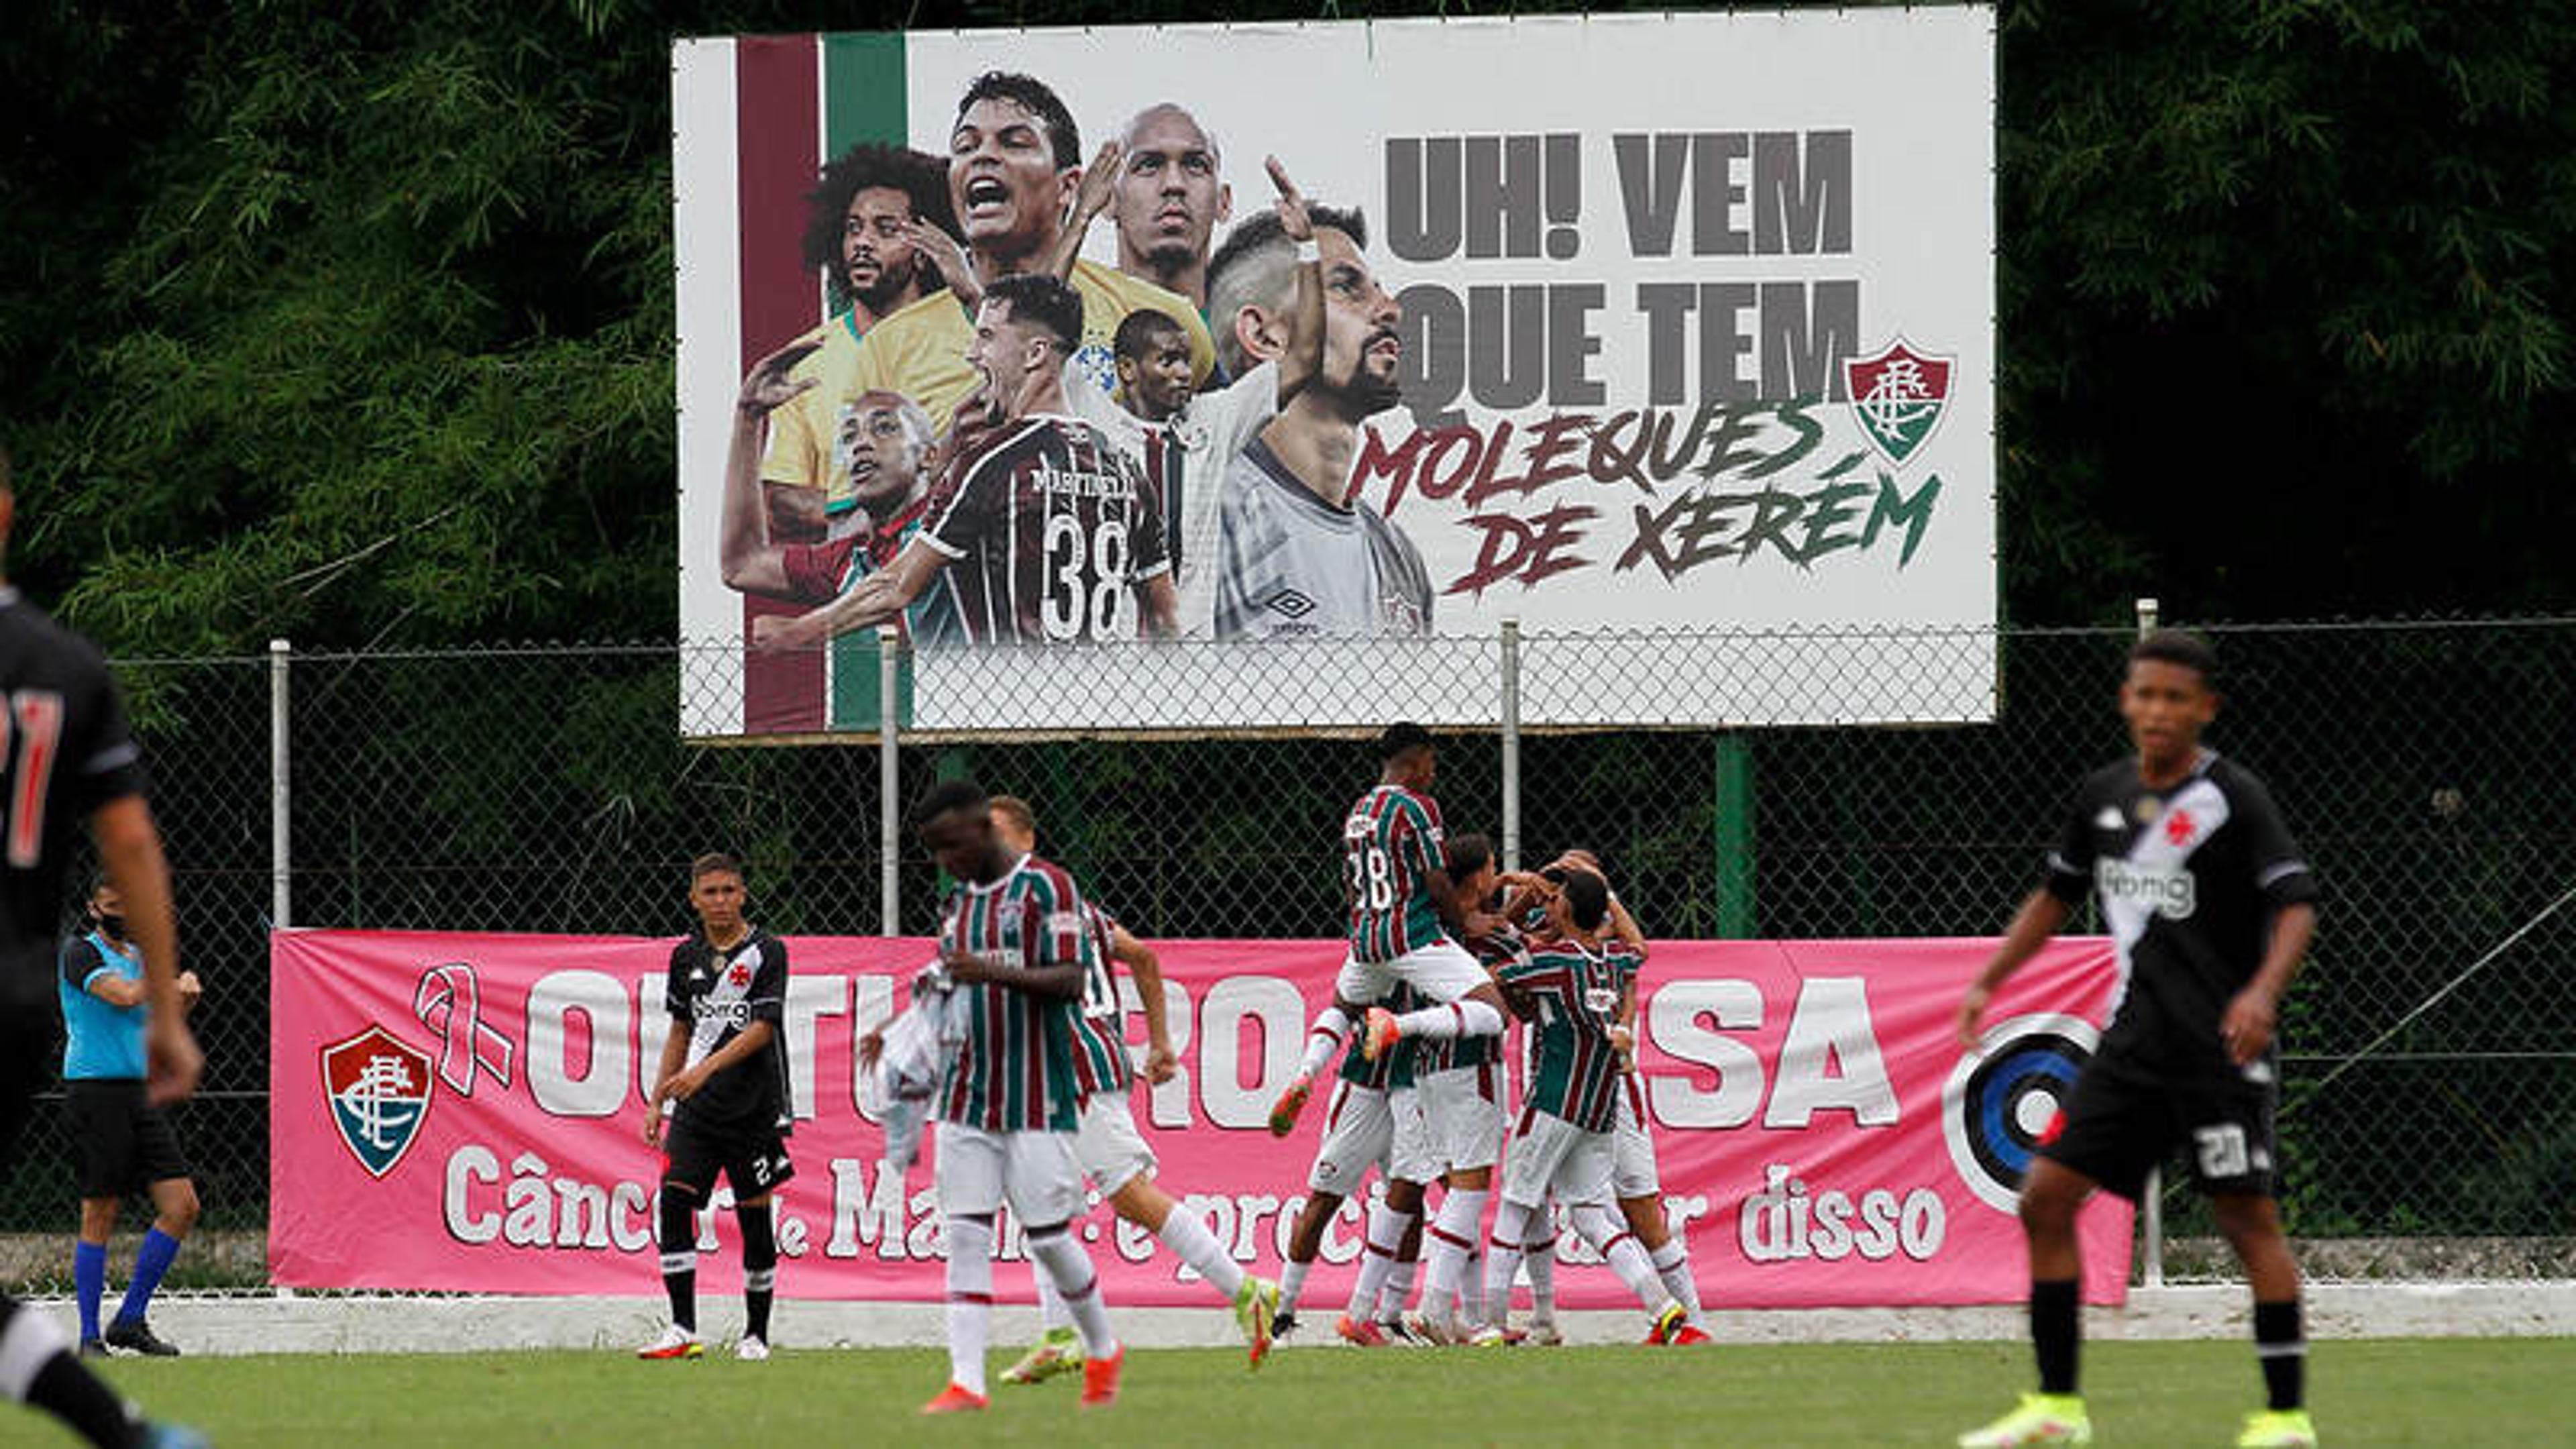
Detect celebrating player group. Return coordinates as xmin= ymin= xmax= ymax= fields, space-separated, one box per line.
xmin=626 ymin=627 xmax=2325 ymax=1449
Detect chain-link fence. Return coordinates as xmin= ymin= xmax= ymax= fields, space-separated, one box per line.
xmin=5 ymin=620 xmax=2571 ymax=1291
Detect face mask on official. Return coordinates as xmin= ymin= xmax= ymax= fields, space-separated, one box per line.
xmin=91 ymin=906 xmax=126 ymax=941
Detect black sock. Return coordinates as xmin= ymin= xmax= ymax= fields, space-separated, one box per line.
xmin=3 ymin=1297 xmax=139 ymax=1448
xmin=738 ymin=1203 xmax=777 ymax=1341
xmin=2031 ymin=1278 xmax=2080 ymax=1395
xmin=2253 ymin=1299 xmax=2304 ymax=1411
xmin=659 ymin=1191 xmax=698 ymax=1332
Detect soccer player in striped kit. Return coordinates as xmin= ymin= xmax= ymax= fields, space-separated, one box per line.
xmin=909 ymin=780 xmax=1125 ymax=1414
xmin=1478 ymin=870 xmax=1708 ymax=1347
xmin=1270 ymin=723 xmax=1510 ymax=1135
xmin=980 ymin=797 xmax=1277 ymax=1383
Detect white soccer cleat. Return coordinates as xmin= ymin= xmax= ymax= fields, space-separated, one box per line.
xmin=636 ymin=1324 xmax=703 ymax=1360
xmin=735 ymin=1334 xmax=769 ymax=1361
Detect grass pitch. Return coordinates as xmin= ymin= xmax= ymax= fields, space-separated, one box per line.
xmin=19 ymin=1337 xmax=2563 ymax=1447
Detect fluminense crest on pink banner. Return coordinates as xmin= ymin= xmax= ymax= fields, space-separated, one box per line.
xmin=272 ymin=930 xmax=2132 ymax=1307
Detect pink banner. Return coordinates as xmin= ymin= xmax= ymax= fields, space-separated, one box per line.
xmin=271 ymin=931 xmax=2131 ymax=1307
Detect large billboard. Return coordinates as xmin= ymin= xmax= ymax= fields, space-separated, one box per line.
xmin=272 ymin=930 xmax=2131 ymax=1307
xmin=674 ymin=12 xmax=1996 ymax=737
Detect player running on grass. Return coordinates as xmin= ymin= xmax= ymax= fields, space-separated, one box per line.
xmin=979 ymin=796 xmax=1279 ymax=1383
xmin=1954 ymin=629 xmax=2320 ymax=1449
xmin=1271 ymin=723 xmax=1507 ymax=1136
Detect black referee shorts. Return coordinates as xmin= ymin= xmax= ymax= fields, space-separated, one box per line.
xmin=2039 ymin=1049 xmax=2278 ymax=1201
xmin=64 ymin=1079 xmax=191 ymax=1199
xmin=662 ymin=1114 xmax=794 ymax=1201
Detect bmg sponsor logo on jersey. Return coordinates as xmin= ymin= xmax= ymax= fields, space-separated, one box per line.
xmin=2095 ymin=857 xmax=2197 ymax=918
xmin=321 ymin=1024 xmax=437 ymax=1179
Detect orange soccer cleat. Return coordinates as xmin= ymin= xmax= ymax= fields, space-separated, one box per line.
xmin=919 ymin=1383 xmax=989 ymax=1414
xmin=1336 ymin=1313 xmax=1389 ymax=1348
xmin=1080 ymin=1344 xmax=1126 ymax=1407
xmin=1360 ymin=1007 xmax=1403 ymax=1061
xmin=1267 ymin=1076 xmax=1313 ymax=1137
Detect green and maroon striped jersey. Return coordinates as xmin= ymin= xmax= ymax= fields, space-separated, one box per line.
xmin=1065 ymin=901 xmax=1135 ymax=1097
xmin=1417 ymin=922 xmax=1521 ymax=1076
xmin=1336 ymin=984 xmax=1424 ymax=1091
xmin=934 ymin=853 xmax=1093 ymax=1133
xmin=1342 ymin=784 xmax=1447 ymax=963
xmin=1500 ymin=939 xmax=1641 ymax=1132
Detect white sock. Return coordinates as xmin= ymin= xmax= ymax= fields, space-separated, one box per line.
xmin=1483 ymin=1198 xmax=1536 ymax=1330
xmin=1417 ymin=1187 xmax=1488 ymax=1320
xmin=1524 ymin=1220 xmax=1557 ymax=1322
xmin=1381 ymin=1254 xmax=1420 ymax=1321
xmin=1026 ymin=1225 xmax=1118 ymax=1360
xmin=1574 ymin=1203 xmax=1670 ymax=1314
xmin=1156 ymin=1203 xmax=1244 ymax=1301
xmin=1391 ymin=998 xmax=1503 ymax=1041
xmin=943 ymin=1216 xmax=996 ymax=1395
xmin=1034 ymin=1267 xmax=1069 ymax=1332
xmin=1650 ymin=1236 xmax=1703 ymax=1318
xmin=1459 ymin=1236 xmax=1487 ymax=1324
xmin=1279 ymin=1256 xmax=1313 ymax=1315
xmin=1348 ymin=1201 xmax=1412 ymax=1316
xmin=1297 ymin=1006 xmax=1352 ymax=1079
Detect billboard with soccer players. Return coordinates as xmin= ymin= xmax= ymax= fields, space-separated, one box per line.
xmin=674 ymin=11 xmax=1996 ymax=737
xmin=270 ymin=931 xmax=2133 ymax=1309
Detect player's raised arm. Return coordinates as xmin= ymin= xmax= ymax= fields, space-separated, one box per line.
xmin=751 ymin=537 xmax=947 ymax=652
xmin=1265 ymin=156 xmax=1326 ymax=407
xmin=1037 ymin=140 xmax=1122 ymax=283
xmin=720 ymin=339 xmax=823 ymax=598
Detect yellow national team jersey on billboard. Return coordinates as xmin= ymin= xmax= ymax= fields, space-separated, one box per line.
xmin=759 ymin=313 xmax=871 ymax=518
xmin=845 ymin=259 xmax=1214 ymax=433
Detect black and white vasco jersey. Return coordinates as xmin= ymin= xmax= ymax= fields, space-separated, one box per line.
xmin=2043 ymin=750 xmax=2319 ymax=1069
xmin=663 ymin=928 xmax=792 ymax=1134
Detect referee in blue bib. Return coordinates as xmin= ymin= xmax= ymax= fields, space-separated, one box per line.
xmin=58 ymin=879 xmax=202 ymax=1358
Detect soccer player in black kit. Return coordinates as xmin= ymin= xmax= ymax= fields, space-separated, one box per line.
xmin=0 ymin=449 xmax=207 ymax=1448
xmin=1954 ymin=630 xmax=2321 ymax=1449
xmin=638 ymin=853 xmax=794 ymax=1360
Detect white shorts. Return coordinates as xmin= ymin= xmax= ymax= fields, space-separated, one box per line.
xmin=1307 ymin=1081 xmax=1392 ymax=1195
xmin=1074 ymin=1091 xmax=1159 ymax=1197
xmin=1386 ymin=1085 xmax=1436 ymax=1185
xmin=934 ymin=1122 xmax=1085 ymax=1227
xmin=1415 ymin=1062 xmax=1507 ymax=1173
xmin=1499 ymin=1112 xmax=1613 ymax=1211
xmin=1334 ymin=937 xmax=1487 ymax=1008
xmin=1612 ymin=1077 xmax=1660 ymax=1200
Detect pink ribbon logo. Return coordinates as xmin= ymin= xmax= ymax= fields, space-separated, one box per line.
xmin=412 ymin=962 xmax=516 ymax=1095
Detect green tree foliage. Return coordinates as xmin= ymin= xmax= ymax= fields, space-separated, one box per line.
xmin=4 ymin=0 xmax=2575 ymax=655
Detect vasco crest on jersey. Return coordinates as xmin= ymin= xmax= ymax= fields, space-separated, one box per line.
xmin=321 ymin=1023 xmax=437 ymax=1179
xmin=1843 ymin=337 xmax=1954 ymax=468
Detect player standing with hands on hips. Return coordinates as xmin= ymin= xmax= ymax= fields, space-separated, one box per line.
xmin=0 ymin=446 xmax=207 ymax=1449
xmin=1955 ymin=630 xmax=2320 ymax=1449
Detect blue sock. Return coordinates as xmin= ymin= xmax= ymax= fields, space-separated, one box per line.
xmin=115 ymin=1228 xmax=180 ymax=1325
xmin=73 ymin=1240 xmax=107 ymax=1342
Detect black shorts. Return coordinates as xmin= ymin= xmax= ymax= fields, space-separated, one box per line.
xmin=64 ymin=1079 xmax=191 ymax=1199
xmin=662 ymin=1115 xmax=794 ymax=1201
xmin=2038 ymin=1050 xmax=2278 ymax=1201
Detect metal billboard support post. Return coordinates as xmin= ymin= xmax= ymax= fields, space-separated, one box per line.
xmin=1500 ymin=620 xmax=1522 ymax=873
xmin=269 ymin=638 xmax=291 ymax=932
xmin=879 ymin=626 xmax=901 ymax=938
xmin=2134 ymin=595 xmax=2163 ymax=1289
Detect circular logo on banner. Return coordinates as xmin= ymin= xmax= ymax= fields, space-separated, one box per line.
xmin=1941 ymin=1013 xmax=2098 ymax=1214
